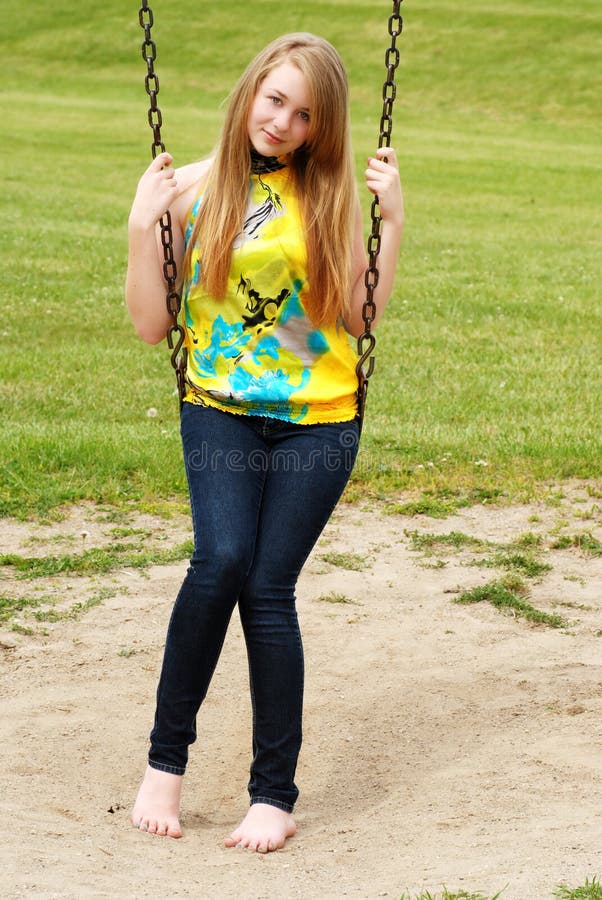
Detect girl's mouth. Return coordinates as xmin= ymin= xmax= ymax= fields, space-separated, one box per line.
xmin=263 ymin=129 xmax=283 ymax=144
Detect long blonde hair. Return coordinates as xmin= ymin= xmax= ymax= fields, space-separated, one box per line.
xmin=182 ymin=33 xmax=357 ymax=326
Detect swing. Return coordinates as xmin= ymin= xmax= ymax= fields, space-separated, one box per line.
xmin=137 ymin=2 xmax=403 ymax=425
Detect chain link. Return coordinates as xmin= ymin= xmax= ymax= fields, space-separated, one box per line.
xmin=138 ymin=0 xmax=188 ymax=404
xmin=356 ymin=0 xmax=403 ymax=426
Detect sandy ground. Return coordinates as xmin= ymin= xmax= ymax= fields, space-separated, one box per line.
xmin=1 ymin=485 xmax=601 ymax=900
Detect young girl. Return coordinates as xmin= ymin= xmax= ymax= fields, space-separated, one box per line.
xmin=126 ymin=32 xmax=403 ymax=853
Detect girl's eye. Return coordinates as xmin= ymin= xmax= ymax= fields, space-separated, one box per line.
xmin=298 ymin=111 xmax=310 ymax=122
xmin=269 ymin=96 xmax=282 ymax=105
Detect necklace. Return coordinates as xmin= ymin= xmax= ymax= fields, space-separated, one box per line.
xmin=250 ymin=147 xmax=286 ymax=175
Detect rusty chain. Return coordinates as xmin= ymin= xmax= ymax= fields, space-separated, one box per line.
xmin=138 ymin=1 xmax=188 ymax=404
xmin=356 ymin=0 xmax=403 ymax=426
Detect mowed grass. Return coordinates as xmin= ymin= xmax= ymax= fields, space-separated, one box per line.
xmin=0 ymin=0 xmax=600 ymax=516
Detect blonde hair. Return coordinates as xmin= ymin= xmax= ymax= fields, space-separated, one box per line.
xmin=182 ymin=33 xmax=357 ymax=326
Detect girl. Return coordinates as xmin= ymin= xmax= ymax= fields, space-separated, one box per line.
xmin=125 ymin=32 xmax=403 ymax=853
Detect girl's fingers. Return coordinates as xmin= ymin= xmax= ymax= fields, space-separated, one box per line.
xmin=366 ymin=152 xmax=398 ymax=174
xmin=150 ymin=151 xmax=173 ymax=172
xmin=375 ymin=146 xmax=397 ymax=165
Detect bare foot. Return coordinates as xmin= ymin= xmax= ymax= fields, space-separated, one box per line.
xmin=131 ymin=765 xmax=183 ymax=838
xmin=224 ymin=803 xmax=296 ymax=853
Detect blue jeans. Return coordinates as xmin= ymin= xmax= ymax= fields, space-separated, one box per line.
xmin=148 ymin=402 xmax=359 ymax=812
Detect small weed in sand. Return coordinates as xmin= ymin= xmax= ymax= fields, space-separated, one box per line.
xmin=399 ymin=888 xmax=505 ymax=900
xmin=513 ymin=531 xmax=544 ymax=549
xmin=109 ymin=526 xmax=153 ymax=539
xmin=0 ymin=540 xmax=193 ymax=579
xmin=550 ymin=532 xmax=601 ymax=556
xmin=552 ymin=599 xmax=594 ymax=612
xmin=553 ymin=875 xmax=602 ymax=899
xmin=315 ymin=592 xmax=358 ymax=605
xmin=10 ymin=623 xmax=36 ymax=636
xmin=405 ymin=529 xmax=489 ymax=555
xmin=0 ymin=594 xmax=45 ymax=622
xmin=320 ymin=551 xmax=369 ymax=571
xmin=32 ymin=589 xmax=115 ymax=623
xmin=455 ymin=575 xmax=567 ymax=628
xmin=475 ymin=549 xmax=552 ymax=579
xmin=387 ymin=494 xmax=467 ymax=519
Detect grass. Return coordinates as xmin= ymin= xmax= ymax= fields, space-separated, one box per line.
xmin=474 ymin=550 xmax=552 ymax=579
xmin=1 ymin=587 xmax=117 ymax=630
xmin=0 ymin=0 xmax=600 ymax=517
xmin=399 ymin=889 xmax=505 ymax=900
xmin=398 ymin=883 xmax=602 ymax=900
xmin=0 ymin=540 xmax=193 ymax=579
xmin=315 ymin=591 xmax=358 ymax=605
xmin=320 ymin=551 xmax=369 ymax=571
xmin=455 ymin=575 xmax=567 ymax=629
xmin=32 ymin=589 xmax=115 ymax=623
xmin=405 ymin=529 xmax=489 ymax=554
xmin=553 ymin=877 xmax=602 ymax=899
xmin=0 ymin=593 xmax=45 ymax=623
xmin=550 ymin=532 xmax=602 ymax=556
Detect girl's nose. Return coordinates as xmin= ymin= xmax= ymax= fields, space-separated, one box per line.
xmin=273 ymin=109 xmax=291 ymax=132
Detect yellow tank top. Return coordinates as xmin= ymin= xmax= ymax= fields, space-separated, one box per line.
xmin=182 ymin=165 xmax=359 ymax=424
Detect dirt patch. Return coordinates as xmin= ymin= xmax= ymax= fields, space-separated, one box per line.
xmin=1 ymin=488 xmax=601 ymax=899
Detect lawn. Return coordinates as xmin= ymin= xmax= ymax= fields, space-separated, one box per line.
xmin=0 ymin=0 xmax=600 ymax=516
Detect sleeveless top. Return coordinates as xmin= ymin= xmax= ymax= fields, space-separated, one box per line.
xmin=181 ymin=163 xmax=359 ymax=424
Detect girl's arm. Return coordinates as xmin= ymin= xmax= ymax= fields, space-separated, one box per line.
xmin=126 ymin=152 xmax=183 ymax=344
xmin=345 ymin=147 xmax=404 ymax=338
xmin=125 ymin=153 xmax=210 ymax=344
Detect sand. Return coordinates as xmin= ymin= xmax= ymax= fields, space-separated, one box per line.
xmin=1 ymin=485 xmax=601 ymax=899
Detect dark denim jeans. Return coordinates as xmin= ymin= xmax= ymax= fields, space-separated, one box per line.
xmin=148 ymin=402 xmax=359 ymax=812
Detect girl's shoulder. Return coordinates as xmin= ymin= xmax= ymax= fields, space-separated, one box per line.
xmin=173 ymin=157 xmax=214 ymax=226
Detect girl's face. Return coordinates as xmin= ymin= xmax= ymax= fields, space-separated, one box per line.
xmin=247 ymin=61 xmax=311 ymax=157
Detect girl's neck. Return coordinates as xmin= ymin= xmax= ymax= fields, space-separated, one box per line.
xmin=250 ymin=146 xmax=287 ymax=175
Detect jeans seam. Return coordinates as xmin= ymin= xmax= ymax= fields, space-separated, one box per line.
xmin=148 ymin=760 xmax=186 ymax=776
xmin=250 ymin=795 xmax=294 ymax=813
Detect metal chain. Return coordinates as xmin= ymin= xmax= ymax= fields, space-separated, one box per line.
xmin=356 ymin=0 xmax=403 ymax=426
xmin=138 ymin=1 xmax=188 ymax=404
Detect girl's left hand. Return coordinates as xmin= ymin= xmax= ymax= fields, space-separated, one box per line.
xmin=364 ymin=147 xmax=404 ymax=228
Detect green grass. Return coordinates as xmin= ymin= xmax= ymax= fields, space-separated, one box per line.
xmin=399 ymin=884 xmax=602 ymax=900
xmin=315 ymin=591 xmax=358 ymax=605
xmin=1 ymin=587 xmax=116 ymax=628
xmin=0 ymin=593 xmax=45 ymax=623
xmin=32 ymin=589 xmax=115 ymax=623
xmin=405 ymin=529 xmax=489 ymax=553
xmin=399 ymin=889 xmax=505 ymax=900
xmin=1 ymin=0 xmax=600 ymax=517
xmin=474 ymin=550 xmax=552 ymax=579
xmin=455 ymin=575 xmax=567 ymax=629
xmin=550 ymin=532 xmax=602 ymax=556
xmin=320 ymin=551 xmax=370 ymax=571
xmin=0 ymin=540 xmax=193 ymax=579
xmin=553 ymin=877 xmax=602 ymax=899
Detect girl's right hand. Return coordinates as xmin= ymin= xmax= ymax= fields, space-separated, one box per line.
xmin=128 ymin=152 xmax=179 ymax=232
